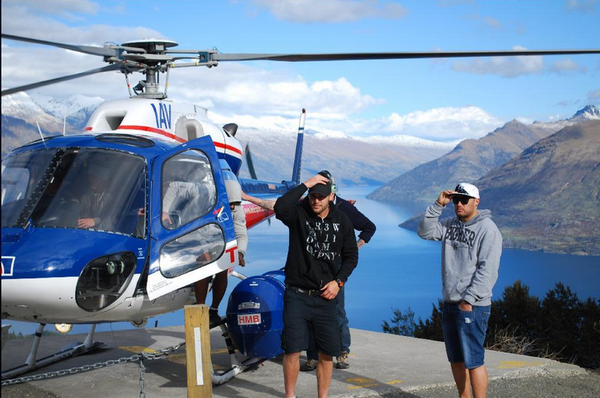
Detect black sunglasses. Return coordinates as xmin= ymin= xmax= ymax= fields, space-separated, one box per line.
xmin=452 ymin=196 xmax=471 ymax=205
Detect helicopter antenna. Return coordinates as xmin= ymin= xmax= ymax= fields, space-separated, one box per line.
xmin=35 ymin=121 xmax=47 ymax=149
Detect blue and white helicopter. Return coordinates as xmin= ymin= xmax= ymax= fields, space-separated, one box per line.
xmin=1 ymin=33 xmax=598 ymax=382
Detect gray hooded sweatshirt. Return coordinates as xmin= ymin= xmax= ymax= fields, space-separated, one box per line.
xmin=418 ymin=202 xmax=502 ymax=306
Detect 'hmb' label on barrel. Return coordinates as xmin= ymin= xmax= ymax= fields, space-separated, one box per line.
xmin=238 ymin=314 xmax=261 ymax=325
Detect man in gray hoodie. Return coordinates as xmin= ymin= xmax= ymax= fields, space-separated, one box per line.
xmin=418 ymin=183 xmax=502 ymax=398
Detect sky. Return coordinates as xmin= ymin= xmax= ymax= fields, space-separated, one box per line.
xmin=1 ymin=0 xmax=599 ymax=142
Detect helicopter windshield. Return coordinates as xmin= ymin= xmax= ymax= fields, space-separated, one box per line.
xmin=1 ymin=148 xmax=146 ymax=237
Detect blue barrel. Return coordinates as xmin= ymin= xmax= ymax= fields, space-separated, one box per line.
xmin=262 ymin=269 xmax=285 ymax=285
xmin=226 ymin=273 xmax=285 ymax=358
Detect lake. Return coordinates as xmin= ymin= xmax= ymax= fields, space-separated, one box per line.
xmin=7 ymin=186 xmax=599 ymax=336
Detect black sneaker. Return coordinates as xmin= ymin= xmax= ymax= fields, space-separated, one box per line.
xmin=300 ymin=358 xmax=318 ymax=371
xmin=336 ymin=351 xmax=349 ymax=369
xmin=209 ymin=309 xmax=221 ymax=328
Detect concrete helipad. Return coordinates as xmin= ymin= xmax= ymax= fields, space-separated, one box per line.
xmin=1 ymin=325 xmax=588 ymax=398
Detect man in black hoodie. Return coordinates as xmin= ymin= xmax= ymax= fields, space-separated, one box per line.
xmin=275 ymin=173 xmax=359 ymax=398
xmin=302 ymin=171 xmax=376 ymax=371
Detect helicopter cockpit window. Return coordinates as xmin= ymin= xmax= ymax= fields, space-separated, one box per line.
xmin=161 ymin=150 xmax=216 ymax=230
xmin=1 ymin=148 xmax=147 ymax=237
xmin=159 ymin=223 xmax=225 ymax=278
xmin=1 ymin=149 xmax=57 ymax=227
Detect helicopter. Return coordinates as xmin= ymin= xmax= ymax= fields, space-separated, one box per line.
xmin=1 ymin=32 xmax=599 ymax=381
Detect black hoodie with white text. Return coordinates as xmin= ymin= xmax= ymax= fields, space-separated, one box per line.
xmin=274 ymin=183 xmax=359 ymax=291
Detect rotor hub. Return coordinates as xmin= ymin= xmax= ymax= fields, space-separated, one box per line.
xmin=121 ymin=39 xmax=178 ymax=54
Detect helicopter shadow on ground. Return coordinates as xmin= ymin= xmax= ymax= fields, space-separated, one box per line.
xmin=1 ymin=327 xmax=185 ymax=384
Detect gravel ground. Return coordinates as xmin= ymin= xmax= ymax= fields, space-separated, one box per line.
xmin=3 ymin=370 xmax=600 ymax=398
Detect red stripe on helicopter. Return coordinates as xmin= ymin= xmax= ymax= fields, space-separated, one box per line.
xmin=213 ymin=141 xmax=243 ymax=156
xmin=116 ymin=125 xmax=243 ymax=156
xmin=243 ymin=203 xmax=275 ymax=228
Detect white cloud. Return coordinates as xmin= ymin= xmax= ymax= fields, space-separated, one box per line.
xmin=588 ymin=88 xmax=600 ymax=101
xmin=516 ymin=116 xmax=534 ymax=124
xmin=452 ymin=46 xmax=544 ymax=77
xmin=552 ymin=58 xmax=586 ymax=74
xmin=3 ymin=0 xmax=99 ymax=16
xmin=1 ymin=2 xmax=163 ymax=45
xmin=252 ymin=0 xmax=407 ymax=23
xmin=1 ymin=0 xmax=505 ymax=144
xmin=166 ymin=63 xmax=381 ymax=120
xmin=566 ymin=0 xmax=599 ymax=12
xmin=377 ymin=106 xmax=502 ymax=140
xmin=2 ymin=36 xmax=502 ymax=143
xmin=484 ymin=16 xmax=502 ymax=29
xmin=1 ymin=1 xmax=165 ymax=99
xmin=297 ymin=106 xmax=503 ymax=141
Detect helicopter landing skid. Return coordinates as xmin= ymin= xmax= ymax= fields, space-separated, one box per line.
xmin=1 ymin=323 xmax=104 ymax=381
xmin=211 ymin=319 xmax=264 ymax=385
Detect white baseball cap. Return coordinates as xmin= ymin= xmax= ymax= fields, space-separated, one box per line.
xmin=450 ymin=183 xmax=480 ymax=199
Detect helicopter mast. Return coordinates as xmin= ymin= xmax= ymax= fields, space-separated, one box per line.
xmin=120 ymin=38 xmax=179 ymax=99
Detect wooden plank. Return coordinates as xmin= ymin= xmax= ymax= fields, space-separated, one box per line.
xmin=185 ymin=305 xmax=213 ymax=398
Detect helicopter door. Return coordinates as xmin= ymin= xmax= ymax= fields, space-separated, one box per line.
xmin=146 ymin=136 xmax=238 ymax=300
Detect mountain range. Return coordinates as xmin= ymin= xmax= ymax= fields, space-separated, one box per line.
xmin=367 ymin=105 xmax=600 ymax=204
xmin=1 ymin=92 xmax=101 ymax=159
xmin=477 ymin=119 xmax=600 ymax=255
xmin=1 ymin=93 xmax=454 ymax=184
xmin=2 ymin=93 xmax=599 ymax=255
xmin=399 ymin=119 xmax=600 ymax=255
xmin=235 ymin=127 xmax=454 ymax=185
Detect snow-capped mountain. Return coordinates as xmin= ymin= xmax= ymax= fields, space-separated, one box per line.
xmin=1 ymin=92 xmax=64 ymax=128
xmin=368 ymin=105 xmax=600 ymax=203
xmin=4 ymin=93 xmax=596 ymax=185
xmin=0 ymin=92 xmax=454 ymax=183
xmin=30 ymin=93 xmax=104 ymax=120
xmin=532 ymin=104 xmax=600 ymax=131
xmin=1 ymin=92 xmax=104 ymax=158
xmin=356 ymin=134 xmax=460 ymax=149
xmin=235 ymin=127 xmax=452 ymax=185
xmin=571 ymin=104 xmax=600 ymax=121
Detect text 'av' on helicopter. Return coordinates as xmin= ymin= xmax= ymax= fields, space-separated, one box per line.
xmin=1 ymin=32 xmax=599 ymax=383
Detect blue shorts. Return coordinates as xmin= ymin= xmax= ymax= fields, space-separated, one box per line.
xmin=281 ymin=288 xmax=341 ymax=357
xmin=442 ymin=302 xmax=491 ymax=369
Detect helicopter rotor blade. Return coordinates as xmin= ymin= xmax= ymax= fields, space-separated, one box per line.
xmin=213 ymin=49 xmax=600 ymax=62
xmin=1 ymin=64 xmax=122 ymax=97
xmin=3 ymin=32 xmax=598 ymax=97
xmin=1 ymin=33 xmax=125 ymax=58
